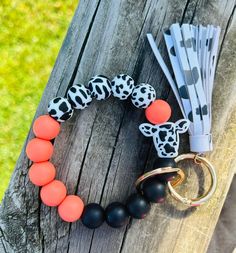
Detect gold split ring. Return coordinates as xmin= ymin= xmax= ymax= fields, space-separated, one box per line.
xmin=167 ymin=153 xmax=217 ymax=207
xmin=135 ymin=167 xmax=186 ymax=192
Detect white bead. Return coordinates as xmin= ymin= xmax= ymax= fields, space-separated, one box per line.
xmin=87 ymin=75 xmax=111 ymax=100
xmin=48 ymin=97 xmax=73 ymax=122
xmin=111 ymin=74 xmax=134 ymax=100
xmin=131 ymin=83 xmax=156 ymax=109
xmin=67 ymin=84 xmax=92 ymax=109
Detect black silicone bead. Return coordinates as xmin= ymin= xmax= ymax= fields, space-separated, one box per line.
xmin=126 ymin=193 xmax=151 ymax=219
xmin=142 ymin=178 xmax=166 ymax=203
xmin=81 ymin=203 xmax=105 ymax=229
xmin=158 ymin=172 xmax=177 ymax=182
xmin=153 ymin=157 xmax=177 ymax=168
xmin=105 ymin=202 xmax=129 ymax=228
xmin=153 ymin=158 xmax=178 ymax=182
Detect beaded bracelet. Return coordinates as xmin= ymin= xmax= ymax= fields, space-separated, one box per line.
xmin=26 ymin=73 xmax=188 ymax=228
xmin=26 ymin=23 xmax=220 ymax=229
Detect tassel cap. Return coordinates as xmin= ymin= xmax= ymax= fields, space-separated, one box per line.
xmin=189 ymin=134 xmax=213 ymax=153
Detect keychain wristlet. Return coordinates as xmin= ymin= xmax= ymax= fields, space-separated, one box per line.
xmin=25 ymin=23 xmax=220 ymax=229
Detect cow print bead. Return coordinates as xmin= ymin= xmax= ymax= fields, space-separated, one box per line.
xmin=67 ymin=84 xmax=92 ymax=110
xmin=87 ymin=75 xmax=112 ymax=100
xmin=131 ymin=83 xmax=156 ymax=109
xmin=111 ymin=74 xmax=135 ymax=100
xmin=48 ymin=97 xmax=73 ymax=122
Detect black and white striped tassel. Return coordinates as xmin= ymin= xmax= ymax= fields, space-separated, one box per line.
xmin=147 ymin=23 xmax=221 ymax=153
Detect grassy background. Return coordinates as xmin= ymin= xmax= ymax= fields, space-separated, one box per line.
xmin=0 ymin=0 xmax=77 ymax=200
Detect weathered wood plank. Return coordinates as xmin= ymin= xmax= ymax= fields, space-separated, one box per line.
xmin=0 ymin=0 xmax=236 ymax=252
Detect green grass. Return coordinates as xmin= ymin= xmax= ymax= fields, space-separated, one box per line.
xmin=0 ymin=0 xmax=77 ymax=200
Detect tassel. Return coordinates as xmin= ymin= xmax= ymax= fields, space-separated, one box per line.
xmin=147 ymin=23 xmax=221 ymax=153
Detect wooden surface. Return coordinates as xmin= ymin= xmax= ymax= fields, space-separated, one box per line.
xmin=208 ymin=176 xmax=236 ymax=253
xmin=0 ymin=0 xmax=236 ymax=252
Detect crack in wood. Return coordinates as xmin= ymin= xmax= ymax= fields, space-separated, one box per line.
xmin=65 ymin=1 xmax=103 ymax=96
xmin=180 ymin=0 xmax=192 ymax=24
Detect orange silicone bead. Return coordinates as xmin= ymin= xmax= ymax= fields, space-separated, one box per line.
xmin=33 ymin=115 xmax=60 ymax=140
xmin=145 ymin=99 xmax=171 ymax=124
xmin=29 ymin=162 xmax=56 ymax=186
xmin=58 ymin=195 xmax=84 ymax=222
xmin=26 ymin=138 xmax=53 ymax=162
xmin=40 ymin=180 xmax=67 ymax=207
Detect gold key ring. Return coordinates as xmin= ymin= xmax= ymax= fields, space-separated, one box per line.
xmin=135 ymin=167 xmax=186 ymax=192
xmin=167 ymin=153 xmax=217 ymax=207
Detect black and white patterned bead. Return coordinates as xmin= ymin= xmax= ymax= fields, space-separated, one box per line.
xmin=67 ymin=84 xmax=92 ymax=110
xmin=139 ymin=119 xmax=190 ymax=158
xmin=87 ymin=75 xmax=112 ymax=100
xmin=131 ymin=83 xmax=156 ymax=109
xmin=48 ymin=97 xmax=73 ymax=122
xmin=111 ymin=74 xmax=135 ymax=100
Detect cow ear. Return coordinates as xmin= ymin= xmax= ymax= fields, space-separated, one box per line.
xmin=139 ymin=123 xmax=157 ymax=137
xmin=175 ymin=119 xmax=190 ymax=133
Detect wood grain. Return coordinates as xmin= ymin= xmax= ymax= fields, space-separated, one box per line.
xmin=0 ymin=0 xmax=236 ymax=252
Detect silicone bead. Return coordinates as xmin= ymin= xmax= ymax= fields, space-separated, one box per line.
xmin=58 ymin=195 xmax=84 ymax=222
xmin=29 ymin=161 xmax=56 ymax=186
xmin=26 ymin=138 xmax=54 ymax=162
xmin=154 ymin=157 xmax=177 ymax=168
xmin=126 ymin=193 xmax=150 ymax=219
xmin=67 ymin=84 xmax=92 ymax=109
xmin=40 ymin=180 xmax=67 ymax=207
xmin=33 ymin=115 xmax=60 ymax=140
xmin=153 ymin=158 xmax=177 ymax=182
xmin=142 ymin=178 xmax=166 ymax=203
xmin=145 ymin=99 xmax=171 ymax=124
xmin=131 ymin=83 xmax=156 ymax=108
xmin=48 ymin=97 xmax=73 ymax=122
xmin=105 ymin=202 xmax=129 ymax=228
xmin=81 ymin=203 xmax=105 ymax=229
xmin=157 ymin=172 xmax=177 ymax=182
xmin=87 ymin=75 xmax=112 ymax=100
xmin=111 ymin=74 xmax=135 ymax=100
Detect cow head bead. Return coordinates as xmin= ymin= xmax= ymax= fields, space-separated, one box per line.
xmin=139 ymin=119 xmax=190 ymax=158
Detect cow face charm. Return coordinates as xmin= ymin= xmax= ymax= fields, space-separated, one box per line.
xmin=139 ymin=119 xmax=190 ymax=158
